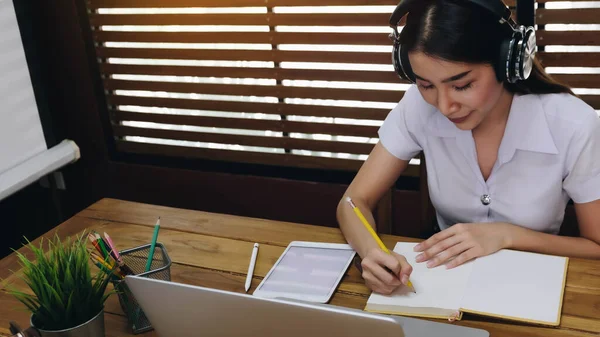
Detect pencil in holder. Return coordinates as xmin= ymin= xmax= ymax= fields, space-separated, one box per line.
xmin=112 ymin=242 xmax=172 ymax=334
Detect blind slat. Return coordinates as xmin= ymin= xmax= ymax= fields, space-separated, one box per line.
xmin=273 ymin=32 xmax=390 ymax=45
xmin=538 ymin=52 xmax=600 ymax=68
xmin=267 ymin=0 xmax=515 ymax=5
xmin=88 ymin=0 xmax=268 ymax=8
xmin=538 ymin=31 xmax=600 ymax=46
xmin=94 ymin=31 xmax=391 ymax=45
xmin=88 ymin=0 xmax=450 ymax=8
xmin=105 ymin=79 xmax=405 ymax=102
xmin=97 ymin=47 xmax=273 ymax=62
xmin=102 ymin=64 xmax=279 ymax=79
xmin=537 ymin=8 xmax=600 ymax=25
xmin=279 ymin=50 xmax=390 ymax=64
xmin=113 ymin=110 xmax=379 ymax=137
xmin=552 ymin=74 xmax=600 ymax=89
xmin=94 ymin=31 xmax=272 ymax=44
xmin=114 ymin=125 xmax=376 ymax=154
xmin=101 ymin=64 xmax=404 ymax=84
xmin=89 ymin=14 xmax=268 ymax=26
xmin=96 ymin=47 xmax=392 ymax=65
xmin=89 ymin=0 xmax=517 ymax=7
xmin=280 ymin=67 xmax=401 ymax=83
xmin=271 ymin=13 xmax=389 ymax=26
xmin=107 ymin=95 xmax=390 ymax=120
xmin=90 ymin=13 xmax=392 ymax=27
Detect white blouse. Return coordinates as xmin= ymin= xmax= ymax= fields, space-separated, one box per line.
xmin=378 ymin=85 xmax=600 ymax=234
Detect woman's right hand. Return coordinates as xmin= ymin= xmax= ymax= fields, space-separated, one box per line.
xmin=360 ymin=247 xmax=413 ymax=295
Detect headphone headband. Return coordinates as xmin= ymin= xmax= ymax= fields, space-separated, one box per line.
xmin=388 ymin=0 xmax=536 ymax=84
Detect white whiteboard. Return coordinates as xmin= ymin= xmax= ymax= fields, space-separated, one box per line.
xmin=0 ymin=0 xmax=80 ymax=201
xmin=0 ymin=0 xmax=47 ymax=174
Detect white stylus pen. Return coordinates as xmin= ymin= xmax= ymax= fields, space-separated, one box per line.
xmin=245 ymin=243 xmax=259 ymax=292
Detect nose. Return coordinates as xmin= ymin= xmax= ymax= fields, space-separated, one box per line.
xmin=437 ymin=89 xmax=460 ymax=117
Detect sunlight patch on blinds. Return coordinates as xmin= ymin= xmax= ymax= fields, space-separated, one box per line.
xmin=88 ymin=4 xmax=408 ymax=172
xmin=86 ymin=0 xmax=546 ymax=172
xmin=537 ymin=1 xmax=600 ymax=116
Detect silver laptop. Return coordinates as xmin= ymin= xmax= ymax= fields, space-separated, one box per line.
xmin=125 ymin=276 xmax=489 ymax=337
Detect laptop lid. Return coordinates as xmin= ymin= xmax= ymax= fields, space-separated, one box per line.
xmin=124 ymin=276 xmax=489 ymax=337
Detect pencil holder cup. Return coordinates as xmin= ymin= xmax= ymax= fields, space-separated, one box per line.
xmin=112 ymin=243 xmax=172 ymax=335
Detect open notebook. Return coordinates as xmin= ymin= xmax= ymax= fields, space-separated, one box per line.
xmin=364 ymin=242 xmax=569 ymax=326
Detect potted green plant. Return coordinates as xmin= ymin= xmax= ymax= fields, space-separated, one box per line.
xmin=5 ymin=232 xmax=113 ymax=337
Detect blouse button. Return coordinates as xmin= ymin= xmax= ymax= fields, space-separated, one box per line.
xmin=481 ymin=194 xmax=491 ymax=205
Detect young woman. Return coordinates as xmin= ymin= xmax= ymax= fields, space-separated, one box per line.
xmin=337 ymin=0 xmax=600 ymax=295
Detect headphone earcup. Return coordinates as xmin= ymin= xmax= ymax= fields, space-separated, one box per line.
xmin=515 ymin=26 xmax=536 ymax=81
xmin=392 ymin=40 xmax=415 ymax=83
xmin=496 ymin=38 xmax=511 ymax=82
xmin=392 ymin=40 xmax=405 ymax=81
xmin=399 ymin=43 xmax=416 ymax=83
xmin=498 ymin=25 xmax=537 ymax=83
xmin=505 ymin=31 xmax=520 ymax=83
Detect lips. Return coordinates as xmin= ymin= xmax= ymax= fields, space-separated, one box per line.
xmin=449 ymin=111 xmax=472 ymax=124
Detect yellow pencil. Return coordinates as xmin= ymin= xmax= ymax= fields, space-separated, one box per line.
xmin=346 ymin=196 xmax=416 ymax=293
xmin=90 ymin=251 xmax=124 ymax=279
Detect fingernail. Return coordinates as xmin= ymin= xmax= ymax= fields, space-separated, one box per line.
xmin=415 ymin=254 xmax=423 ymax=262
xmin=426 ymin=261 xmax=434 ymax=268
xmin=401 ymin=274 xmax=408 ymax=285
xmin=413 ymin=244 xmax=421 ymax=251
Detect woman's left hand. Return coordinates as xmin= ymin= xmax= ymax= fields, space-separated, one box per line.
xmin=413 ymin=222 xmax=516 ymax=269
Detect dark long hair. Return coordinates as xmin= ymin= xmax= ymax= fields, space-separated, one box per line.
xmin=398 ymin=0 xmax=574 ymax=95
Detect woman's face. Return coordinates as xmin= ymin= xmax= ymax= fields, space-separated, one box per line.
xmin=408 ymin=51 xmax=508 ymax=130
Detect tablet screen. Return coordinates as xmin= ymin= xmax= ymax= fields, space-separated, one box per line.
xmin=259 ymin=246 xmax=355 ymax=297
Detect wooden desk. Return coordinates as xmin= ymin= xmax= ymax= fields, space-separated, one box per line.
xmin=1 ymin=198 xmax=599 ymax=337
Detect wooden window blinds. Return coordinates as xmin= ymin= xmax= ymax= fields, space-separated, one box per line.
xmin=536 ymin=0 xmax=600 ymax=114
xmin=84 ymin=0 xmax=599 ymax=175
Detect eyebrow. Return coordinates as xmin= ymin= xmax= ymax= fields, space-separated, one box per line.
xmin=413 ymin=70 xmax=472 ymax=83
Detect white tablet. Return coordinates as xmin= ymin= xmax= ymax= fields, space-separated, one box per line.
xmin=253 ymin=241 xmax=356 ymax=303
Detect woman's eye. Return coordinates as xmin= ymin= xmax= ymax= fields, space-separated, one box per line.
xmin=419 ymin=83 xmax=434 ymax=90
xmin=454 ymin=83 xmax=472 ymax=91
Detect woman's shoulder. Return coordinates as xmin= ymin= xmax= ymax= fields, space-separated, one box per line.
xmin=536 ymin=92 xmax=598 ymax=125
xmin=532 ymin=92 xmax=600 ymax=153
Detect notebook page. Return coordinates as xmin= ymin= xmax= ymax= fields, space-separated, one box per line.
xmin=365 ymin=242 xmax=474 ymax=315
xmin=460 ymin=249 xmax=567 ymax=325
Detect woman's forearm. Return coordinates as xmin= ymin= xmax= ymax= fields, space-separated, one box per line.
xmin=336 ymin=197 xmax=381 ymax=258
xmin=506 ymin=224 xmax=600 ymax=259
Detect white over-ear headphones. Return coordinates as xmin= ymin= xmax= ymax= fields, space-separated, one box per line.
xmin=389 ymin=0 xmax=537 ymax=84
